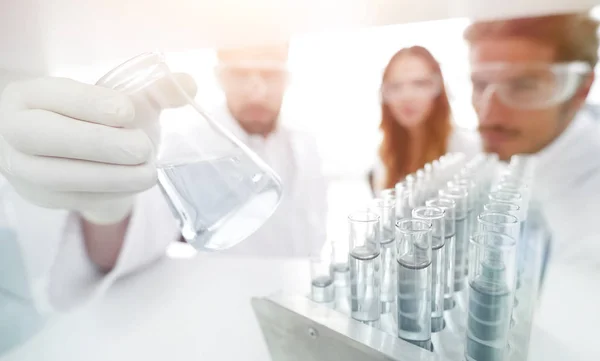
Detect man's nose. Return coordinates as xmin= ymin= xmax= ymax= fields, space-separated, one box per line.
xmin=245 ymin=74 xmax=267 ymax=100
xmin=475 ymin=86 xmax=505 ymax=126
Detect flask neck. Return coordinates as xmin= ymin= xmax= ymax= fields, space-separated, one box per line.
xmin=96 ymin=52 xmax=171 ymax=95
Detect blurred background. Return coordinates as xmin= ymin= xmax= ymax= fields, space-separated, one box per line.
xmin=52 ymin=9 xmax=600 ymax=246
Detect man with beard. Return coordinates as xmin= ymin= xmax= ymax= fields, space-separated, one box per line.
xmin=465 ymin=12 xmax=600 ymax=356
xmin=213 ymin=44 xmax=328 ymax=257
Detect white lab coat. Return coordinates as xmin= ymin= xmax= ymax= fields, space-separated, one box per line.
xmin=211 ymin=106 xmax=329 ymax=257
xmin=0 ymin=176 xmax=178 ymax=352
xmin=0 ymin=70 xmax=179 ymax=353
xmin=372 ymin=125 xmax=481 ymax=193
xmin=0 ymin=3 xmax=180 ymax=350
xmin=526 ymin=108 xmax=600 ymax=359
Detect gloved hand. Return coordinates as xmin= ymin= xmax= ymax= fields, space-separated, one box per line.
xmin=0 ymin=73 xmax=196 ymax=224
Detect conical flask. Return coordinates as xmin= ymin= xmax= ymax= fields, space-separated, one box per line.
xmin=97 ymin=52 xmax=283 ymax=251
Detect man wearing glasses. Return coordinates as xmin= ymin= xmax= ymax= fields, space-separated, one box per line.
xmin=465 ymin=12 xmax=600 ymax=355
xmin=212 ymin=45 xmax=328 ymax=257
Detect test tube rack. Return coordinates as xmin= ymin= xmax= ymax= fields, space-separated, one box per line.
xmin=251 ymin=292 xmax=441 ymax=361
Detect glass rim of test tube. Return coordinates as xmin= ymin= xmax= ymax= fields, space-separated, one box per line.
xmin=470 ymin=230 xmax=517 ymax=250
xmin=396 ymin=218 xmax=433 ymax=239
xmin=348 ymin=210 xmax=380 ymax=223
xmin=411 ymin=206 xmax=445 ymax=246
xmin=484 ymin=202 xmax=520 ymax=218
xmin=372 ymin=197 xmax=395 ymax=209
xmin=348 ymin=210 xmax=381 ymax=257
xmin=477 ymin=212 xmax=520 ymax=239
xmin=488 ymin=190 xmax=523 ymax=203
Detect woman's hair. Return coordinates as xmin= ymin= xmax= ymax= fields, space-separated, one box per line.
xmin=379 ymin=46 xmax=452 ymax=189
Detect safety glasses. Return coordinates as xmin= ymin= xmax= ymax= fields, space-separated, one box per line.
xmin=470 ymin=61 xmax=592 ymax=109
xmin=381 ymin=75 xmax=442 ymax=102
xmin=216 ymin=61 xmax=290 ymax=92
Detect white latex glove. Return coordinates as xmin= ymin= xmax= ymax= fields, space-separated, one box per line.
xmin=0 ymin=74 xmax=195 ymax=224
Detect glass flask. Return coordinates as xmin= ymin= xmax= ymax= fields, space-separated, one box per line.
xmin=96 ymin=52 xmax=283 ymax=251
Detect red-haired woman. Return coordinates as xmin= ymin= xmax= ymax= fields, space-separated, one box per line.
xmin=370 ymin=46 xmax=480 ymax=194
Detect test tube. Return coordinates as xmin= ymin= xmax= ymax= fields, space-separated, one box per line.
xmin=412 ymin=206 xmax=446 ymax=332
xmin=381 ymin=187 xmax=399 ymax=230
xmin=495 ymin=183 xmax=530 ymax=224
xmin=480 ymin=154 xmax=500 ymax=196
xmin=415 ymin=170 xmax=426 ymax=207
xmin=431 ymin=160 xmax=441 ymax=190
xmin=405 ymin=174 xmax=422 ymax=210
xmin=330 ymin=238 xmax=351 ymax=315
xmin=477 ymin=212 xmax=520 ymax=243
xmin=508 ymin=155 xmax=536 ymax=182
xmin=310 ymin=248 xmax=335 ymax=304
xmin=331 ymin=237 xmax=351 ymax=286
xmin=426 ymin=197 xmax=457 ymax=310
xmin=379 ymin=188 xmax=397 ymax=207
xmin=398 ymin=182 xmax=415 ymax=219
xmin=449 ymin=178 xmax=478 ymax=239
xmin=483 ymin=202 xmax=524 ymax=287
xmin=478 ymin=211 xmax=524 ymax=335
xmin=423 ymin=163 xmax=433 ymax=200
xmin=394 ymin=182 xmax=405 ymax=221
xmin=348 ymin=211 xmax=382 ymax=324
xmin=371 ymin=198 xmax=397 ymax=310
xmin=488 ymin=190 xmax=526 ymax=244
xmin=466 ymin=232 xmax=517 ymax=361
xmin=484 ymin=203 xmax=521 ymax=221
xmin=488 ymin=191 xmax=525 ymax=232
xmin=396 ymin=219 xmax=433 ymax=350
xmin=439 ymin=187 xmax=469 ymax=292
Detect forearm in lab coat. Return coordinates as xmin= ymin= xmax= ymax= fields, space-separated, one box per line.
xmin=47 ymin=186 xmax=178 ymax=311
xmin=81 ymin=214 xmax=132 ymax=273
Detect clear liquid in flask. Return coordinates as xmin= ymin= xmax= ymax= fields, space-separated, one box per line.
xmin=158 ymin=151 xmax=282 ymax=251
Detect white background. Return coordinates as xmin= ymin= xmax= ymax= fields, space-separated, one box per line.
xmin=53 ymin=10 xmax=600 ymax=244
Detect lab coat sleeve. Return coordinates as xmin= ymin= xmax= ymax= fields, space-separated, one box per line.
xmin=46 ymin=186 xmax=178 ymax=311
xmin=533 ymin=175 xmax=600 ymax=359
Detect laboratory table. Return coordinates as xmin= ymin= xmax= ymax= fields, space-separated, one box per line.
xmin=1 ymin=248 xmax=580 ymax=361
